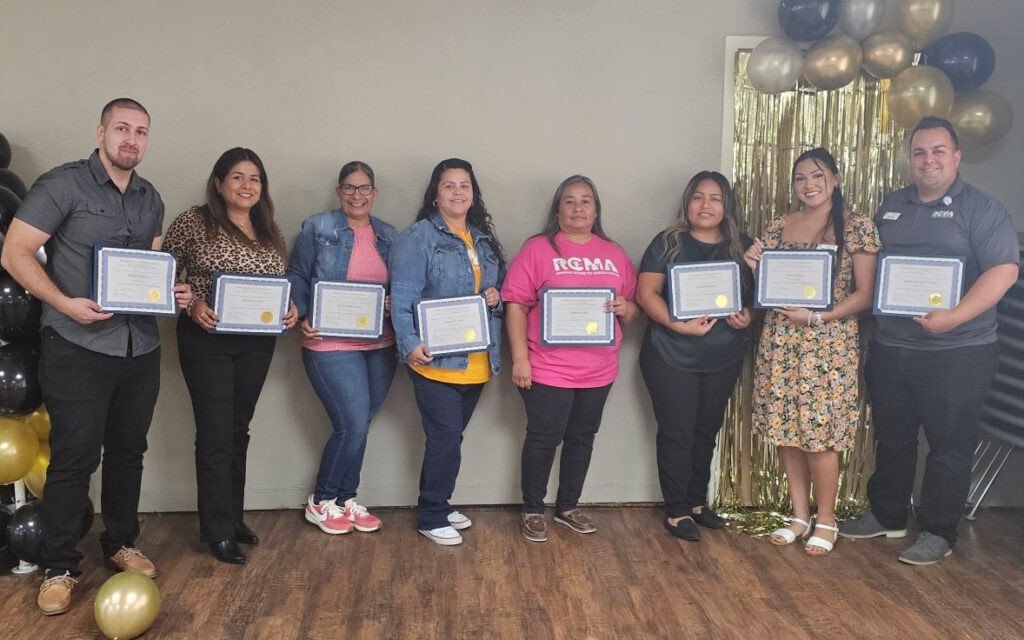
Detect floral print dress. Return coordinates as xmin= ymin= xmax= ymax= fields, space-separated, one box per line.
xmin=753 ymin=213 xmax=881 ymax=451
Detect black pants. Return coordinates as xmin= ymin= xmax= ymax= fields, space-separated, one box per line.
xmin=38 ymin=327 xmax=160 ymax=574
xmin=176 ymin=316 xmax=276 ymax=543
xmin=866 ymin=341 xmax=999 ymax=546
xmin=640 ymin=341 xmax=742 ymax=518
xmin=518 ymin=381 xmax=612 ymax=514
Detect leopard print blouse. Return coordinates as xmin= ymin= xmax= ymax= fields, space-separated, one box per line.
xmin=163 ymin=205 xmax=287 ymax=302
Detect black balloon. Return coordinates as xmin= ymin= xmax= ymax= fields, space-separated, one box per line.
xmin=0 ymin=268 xmax=42 ymax=345
xmin=0 ymin=185 xmax=20 ymax=235
xmin=0 ymin=169 xmax=26 ymax=199
xmin=5 ymin=498 xmax=93 ymax=564
xmin=0 ymin=343 xmax=41 ymax=416
xmin=922 ymin=32 xmax=996 ymax=92
xmin=778 ymin=0 xmax=840 ymax=42
xmin=0 ymin=133 xmax=10 ymax=169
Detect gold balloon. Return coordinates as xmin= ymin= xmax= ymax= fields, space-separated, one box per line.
xmin=895 ymin=0 xmax=954 ymax=50
xmin=886 ymin=65 xmax=954 ymax=129
xmin=23 ymin=441 xmax=49 ymax=498
xmin=94 ymin=572 xmax=161 ymax=640
xmin=950 ymin=90 xmax=1015 ymax=151
xmin=26 ymin=407 xmax=51 ymax=440
xmin=862 ymin=31 xmax=914 ymax=79
xmin=0 ymin=416 xmax=40 ymax=484
xmin=803 ymin=34 xmax=864 ymax=91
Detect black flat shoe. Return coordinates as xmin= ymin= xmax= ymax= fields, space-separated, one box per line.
xmin=664 ymin=517 xmax=701 ymax=542
xmin=235 ymin=522 xmax=259 ymax=545
xmin=209 ymin=539 xmax=246 ymax=564
xmin=692 ymin=507 xmax=727 ymax=529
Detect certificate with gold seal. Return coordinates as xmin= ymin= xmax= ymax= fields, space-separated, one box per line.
xmin=416 ymin=294 xmax=489 ymax=355
xmin=210 ymin=272 xmax=291 ymax=334
xmin=755 ymin=249 xmax=834 ymax=310
xmin=539 ymin=287 xmax=615 ymax=347
xmin=92 ymin=245 xmax=177 ymax=316
xmin=310 ymin=280 xmax=385 ymax=339
xmin=873 ymin=254 xmax=964 ymax=317
xmin=668 ymin=261 xmax=741 ymax=320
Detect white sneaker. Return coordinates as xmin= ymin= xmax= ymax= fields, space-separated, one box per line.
xmin=419 ymin=526 xmax=463 ymax=546
xmin=447 ymin=511 xmax=472 ymax=530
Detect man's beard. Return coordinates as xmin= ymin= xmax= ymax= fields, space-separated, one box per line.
xmin=105 ymin=145 xmax=140 ymax=171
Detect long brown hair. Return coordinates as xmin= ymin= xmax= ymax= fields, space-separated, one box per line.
xmin=535 ymin=175 xmax=613 ymax=255
xmin=661 ymin=170 xmax=745 ymax=264
xmin=201 ymin=147 xmax=286 ymax=258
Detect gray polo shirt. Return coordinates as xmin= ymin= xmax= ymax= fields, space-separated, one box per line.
xmin=15 ymin=150 xmax=164 ymax=356
xmin=874 ymin=174 xmax=1020 ymax=350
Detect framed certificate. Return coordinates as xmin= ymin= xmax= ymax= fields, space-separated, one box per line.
xmin=668 ymin=261 xmax=741 ymax=320
xmin=310 ymin=280 xmax=386 ymax=339
xmin=755 ymin=249 xmax=834 ymax=310
xmin=874 ymin=253 xmax=965 ymax=317
xmin=92 ymin=245 xmax=177 ymax=316
xmin=416 ymin=294 xmax=489 ymax=355
xmin=539 ymin=287 xmax=615 ymax=347
xmin=210 ymin=272 xmax=291 ymax=335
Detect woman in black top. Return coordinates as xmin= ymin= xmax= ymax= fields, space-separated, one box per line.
xmin=636 ymin=171 xmax=753 ymax=542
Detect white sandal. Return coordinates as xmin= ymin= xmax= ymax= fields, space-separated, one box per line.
xmin=805 ymin=523 xmax=839 ymax=555
xmin=769 ymin=517 xmax=812 ymax=546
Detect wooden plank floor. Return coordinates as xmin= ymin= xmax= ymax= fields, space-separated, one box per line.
xmin=2 ymin=506 xmax=1023 ymax=639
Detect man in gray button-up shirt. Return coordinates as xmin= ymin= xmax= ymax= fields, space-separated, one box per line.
xmin=1 ymin=98 xmax=190 ymax=616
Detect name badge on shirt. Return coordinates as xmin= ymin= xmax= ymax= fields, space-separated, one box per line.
xmin=816 ymin=244 xmax=838 ymax=252
xmin=882 ymin=211 xmax=901 ymax=221
xmin=932 ymin=210 xmax=955 ymax=219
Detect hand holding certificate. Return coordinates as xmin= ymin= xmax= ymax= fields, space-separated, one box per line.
xmin=210 ymin=272 xmax=291 ymax=334
xmin=93 ymin=246 xmax=177 ymax=316
xmin=873 ymin=254 xmax=964 ymax=316
xmin=755 ymin=249 xmax=835 ymax=310
xmin=416 ymin=294 xmax=489 ymax=355
xmin=668 ymin=261 xmax=741 ymax=320
xmin=540 ymin=287 xmax=615 ymax=346
xmin=311 ymin=280 xmax=386 ymax=339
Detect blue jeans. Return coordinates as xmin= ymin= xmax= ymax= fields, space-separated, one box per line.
xmin=303 ymin=346 xmax=397 ymax=503
xmin=408 ymin=369 xmax=484 ymax=530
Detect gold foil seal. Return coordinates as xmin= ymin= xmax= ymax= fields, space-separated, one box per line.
xmin=803 ymin=285 xmax=817 ymax=299
xmin=929 ymin=293 xmax=943 ymax=306
xmin=147 ymin=288 xmax=161 ymax=302
xmin=715 ymin=294 xmax=729 ymax=308
xmin=585 ymin=321 xmax=599 ymax=335
xmin=260 ymin=311 xmax=274 ymax=324
xmin=356 ymin=316 xmax=370 ymax=328
xmin=463 ymin=328 xmax=476 ymax=342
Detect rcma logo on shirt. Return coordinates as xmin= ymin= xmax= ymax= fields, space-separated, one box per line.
xmin=552 ymin=257 xmax=620 ymax=275
xmin=932 ymin=210 xmax=955 ymax=219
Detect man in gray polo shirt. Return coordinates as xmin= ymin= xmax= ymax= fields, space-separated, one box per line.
xmin=839 ymin=116 xmax=1020 ymax=564
xmin=1 ymin=98 xmax=190 ymax=614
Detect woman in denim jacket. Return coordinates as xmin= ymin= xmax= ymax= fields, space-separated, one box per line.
xmin=390 ymin=158 xmax=505 ymax=546
xmin=287 ymin=161 xmax=398 ymax=536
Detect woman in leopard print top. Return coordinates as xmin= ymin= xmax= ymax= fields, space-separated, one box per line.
xmin=163 ymin=147 xmax=297 ymax=565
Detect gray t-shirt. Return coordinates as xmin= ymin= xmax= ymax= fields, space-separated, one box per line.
xmin=15 ymin=150 xmax=164 ymax=356
xmin=874 ymin=174 xmax=1020 ymax=350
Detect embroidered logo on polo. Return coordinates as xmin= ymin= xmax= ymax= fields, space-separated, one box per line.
xmin=551 ymin=257 xmax=620 ymax=276
xmin=931 ymin=210 xmax=955 ymax=219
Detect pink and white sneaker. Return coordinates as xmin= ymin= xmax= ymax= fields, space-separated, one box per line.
xmin=305 ymin=496 xmax=353 ymax=535
xmin=343 ymin=499 xmax=382 ymax=532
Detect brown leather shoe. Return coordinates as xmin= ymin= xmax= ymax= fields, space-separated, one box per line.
xmin=521 ymin=513 xmax=548 ymax=542
xmin=106 ymin=546 xmax=158 ymax=578
xmin=554 ymin=509 xmax=597 ymax=534
xmin=38 ymin=572 xmax=78 ymax=616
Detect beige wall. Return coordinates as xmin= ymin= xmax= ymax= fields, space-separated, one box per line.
xmin=3 ymin=1 xmax=1022 ymax=512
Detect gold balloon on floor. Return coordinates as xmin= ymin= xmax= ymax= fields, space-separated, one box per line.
xmin=886 ymin=65 xmax=954 ymax=129
xmin=26 ymin=406 xmax=50 ymax=440
xmin=895 ymin=0 xmax=954 ymax=50
xmin=23 ymin=441 xmax=49 ymax=498
xmin=950 ymin=90 xmax=1015 ymax=150
xmin=94 ymin=572 xmax=161 ymax=640
xmin=862 ymin=32 xmax=914 ymax=79
xmin=0 ymin=415 xmax=39 ymax=484
xmin=803 ymin=35 xmax=864 ymax=91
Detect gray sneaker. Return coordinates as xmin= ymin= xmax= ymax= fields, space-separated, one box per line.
xmin=838 ymin=511 xmax=907 ymax=539
xmin=898 ymin=531 xmax=952 ymax=565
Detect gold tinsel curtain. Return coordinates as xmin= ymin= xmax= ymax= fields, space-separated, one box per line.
xmin=714 ymin=49 xmax=908 ymax=533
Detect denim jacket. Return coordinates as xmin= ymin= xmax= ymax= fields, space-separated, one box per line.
xmin=390 ymin=213 xmax=505 ymax=373
xmin=286 ymin=209 xmax=398 ymax=318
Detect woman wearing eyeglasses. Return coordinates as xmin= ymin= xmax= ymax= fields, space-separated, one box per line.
xmin=287 ymin=161 xmax=398 ymax=536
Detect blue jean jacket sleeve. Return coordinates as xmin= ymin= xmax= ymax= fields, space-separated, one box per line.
xmin=286 ymin=218 xmax=318 ymax=319
xmin=390 ymin=229 xmax=429 ymax=360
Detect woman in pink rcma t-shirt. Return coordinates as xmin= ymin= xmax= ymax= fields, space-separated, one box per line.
xmin=501 ymin=175 xmax=639 ymax=543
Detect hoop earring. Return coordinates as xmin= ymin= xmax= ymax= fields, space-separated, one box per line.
xmin=432 ymin=199 xmax=438 ymax=208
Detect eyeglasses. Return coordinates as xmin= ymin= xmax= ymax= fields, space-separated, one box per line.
xmin=339 ymin=184 xmax=374 ymax=196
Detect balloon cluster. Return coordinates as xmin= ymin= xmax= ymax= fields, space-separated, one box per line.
xmin=748 ymin=0 xmax=1012 ymax=149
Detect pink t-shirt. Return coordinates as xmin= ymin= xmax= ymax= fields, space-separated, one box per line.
xmin=501 ymin=233 xmax=637 ymax=388
xmin=304 ymin=224 xmax=396 ymax=352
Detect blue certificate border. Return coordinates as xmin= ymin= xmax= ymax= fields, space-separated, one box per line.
xmin=755 ymin=249 xmax=835 ymax=310
xmin=668 ymin=261 xmax=741 ymax=320
xmin=92 ymin=245 xmax=177 ymax=316
xmin=311 ymin=279 xmax=386 ymax=339
xmin=873 ymin=253 xmax=965 ymax=317
xmin=210 ymin=272 xmax=291 ymax=335
xmin=416 ymin=294 xmax=489 ymax=355
xmin=539 ymin=287 xmax=616 ymax=347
